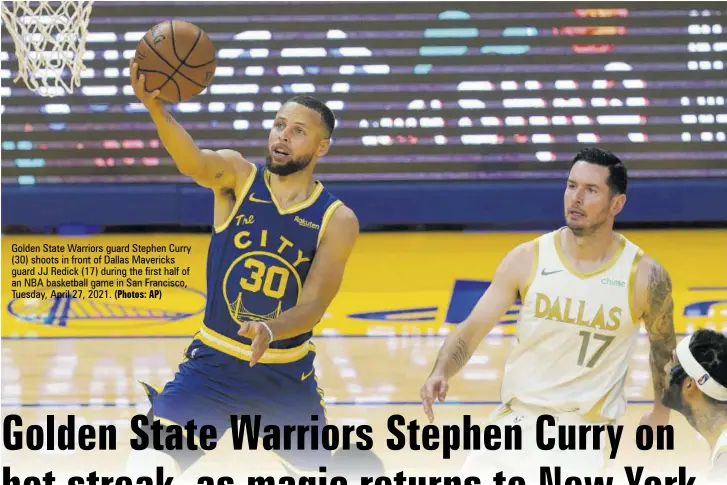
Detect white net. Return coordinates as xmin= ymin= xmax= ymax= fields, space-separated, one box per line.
xmin=1 ymin=0 xmax=94 ymax=97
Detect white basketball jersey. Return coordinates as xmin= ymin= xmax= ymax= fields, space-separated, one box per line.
xmin=500 ymin=228 xmax=644 ymax=422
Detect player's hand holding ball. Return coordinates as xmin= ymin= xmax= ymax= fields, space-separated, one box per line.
xmin=420 ymin=372 xmax=449 ymax=423
xmin=129 ymin=59 xmax=163 ymax=111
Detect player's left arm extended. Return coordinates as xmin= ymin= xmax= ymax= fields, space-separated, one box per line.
xmin=240 ymin=206 xmax=360 ymax=357
xmin=642 ymin=258 xmax=677 ymax=416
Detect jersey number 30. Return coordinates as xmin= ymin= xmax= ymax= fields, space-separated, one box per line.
xmin=239 ymin=258 xmax=289 ymax=299
xmin=577 ymin=331 xmax=615 ymax=368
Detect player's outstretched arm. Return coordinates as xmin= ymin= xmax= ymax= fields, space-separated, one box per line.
xmin=420 ymin=242 xmax=532 ymax=422
xmin=238 ymin=205 xmax=360 ymax=365
xmin=638 ymin=255 xmax=677 ymax=425
xmin=129 ymin=59 xmax=248 ymax=191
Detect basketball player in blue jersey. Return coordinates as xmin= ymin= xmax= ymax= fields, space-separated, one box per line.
xmin=662 ymin=329 xmax=727 ymax=483
xmin=126 ymin=61 xmax=360 ymax=478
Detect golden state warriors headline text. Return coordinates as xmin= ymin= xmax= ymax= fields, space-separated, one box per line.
xmin=4 ymin=414 xmax=693 ymax=485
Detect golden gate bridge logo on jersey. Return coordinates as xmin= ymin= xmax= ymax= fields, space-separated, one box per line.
xmin=222 ymin=251 xmax=303 ymax=323
xmin=6 ymin=287 xmax=206 ymax=328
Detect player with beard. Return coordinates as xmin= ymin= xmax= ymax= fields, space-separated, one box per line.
xmin=126 ymin=67 xmax=360 ymax=480
xmin=421 ymin=148 xmax=677 ymax=482
xmin=662 ymin=329 xmax=727 ymax=482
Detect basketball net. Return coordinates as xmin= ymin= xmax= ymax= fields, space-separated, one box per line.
xmin=1 ymin=0 xmax=94 ymax=97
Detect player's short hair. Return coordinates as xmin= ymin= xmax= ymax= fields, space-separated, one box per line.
xmin=571 ymin=147 xmax=628 ymax=195
xmin=684 ymin=328 xmax=727 ymax=406
xmin=285 ymin=95 xmax=336 ymax=138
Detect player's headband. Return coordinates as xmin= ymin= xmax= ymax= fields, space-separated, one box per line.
xmin=676 ymin=334 xmax=727 ymax=402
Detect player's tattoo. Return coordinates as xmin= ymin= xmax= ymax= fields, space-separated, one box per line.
xmin=215 ymin=170 xmax=224 ymax=179
xmin=644 ymin=261 xmax=676 ymax=401
xmin=164 ymin=111 xmax=173 ymax=123
xmin=451 ymin=337 xmax=471 ymax=370
xmin=433 ymin=336 xmax=472 ymax=377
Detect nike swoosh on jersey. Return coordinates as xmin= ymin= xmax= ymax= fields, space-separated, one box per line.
xmin=301 ymin=369 xmax=314 ymax=381
xmin=541 ymin=269 xmax=563 ymax=276
xmin=249 ymin=193 xmax=272 ymax=203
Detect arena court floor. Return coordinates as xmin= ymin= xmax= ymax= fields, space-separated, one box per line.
xmin=2 ymin=229 xmax=726 ymax=482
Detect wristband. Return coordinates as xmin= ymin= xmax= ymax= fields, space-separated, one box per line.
xmin=258 ymin=321 xmax=274 ymax=342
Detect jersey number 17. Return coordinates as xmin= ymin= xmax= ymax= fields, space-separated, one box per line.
xmin=577 ymin=331 xmax=615 ymax=368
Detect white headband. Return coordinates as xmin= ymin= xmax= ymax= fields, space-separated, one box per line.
xmin=676 ymin=334 xmax=727 ymax=402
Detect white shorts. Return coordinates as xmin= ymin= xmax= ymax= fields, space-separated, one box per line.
xmin=460 ymin=401 xmax=612 ymax=483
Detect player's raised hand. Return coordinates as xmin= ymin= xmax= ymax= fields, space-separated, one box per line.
xmin=128 ymin=58 xmax=162 ymax=108
xmin=420 ymin=372 xmax=449 ymax=424
xmin=238 ymin=321 xmax=274 ymax=367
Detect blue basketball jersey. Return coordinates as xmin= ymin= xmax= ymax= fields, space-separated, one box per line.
xmin=200 ymin=163 xmax=342 ymax=355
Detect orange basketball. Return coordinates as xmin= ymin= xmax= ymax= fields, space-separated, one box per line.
xmin=133 ymin=20 xmax=217 ymax=102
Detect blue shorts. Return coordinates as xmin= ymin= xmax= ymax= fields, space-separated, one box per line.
xmin=140 ymin=338 xmax=329 ymax=471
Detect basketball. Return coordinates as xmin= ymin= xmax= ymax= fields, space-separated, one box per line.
xmin=133 ymin=20 xmax=217 ymax=102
